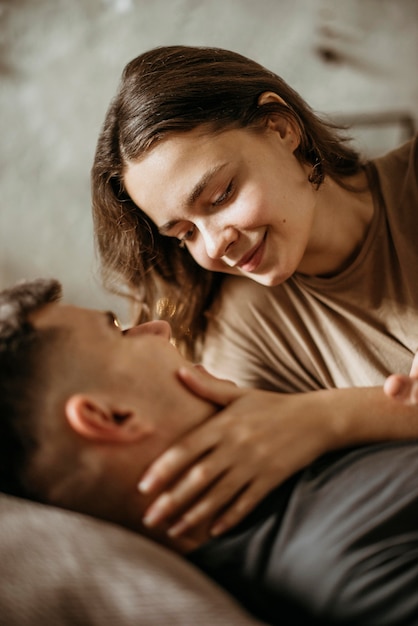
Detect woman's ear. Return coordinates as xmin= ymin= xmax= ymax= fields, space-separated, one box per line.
xmin=65 ymin=393 xmax=145 ymax=443
xmin=257 ymin=91 xmax=300 ymax=149
xmin=257 ymin=91 xmax=288 ymax=108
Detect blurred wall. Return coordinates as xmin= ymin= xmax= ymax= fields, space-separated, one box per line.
xmin=1 ymin=0 xmax=417 ymax=320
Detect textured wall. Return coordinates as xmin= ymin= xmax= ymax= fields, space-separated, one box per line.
xmin=1 ymin=0 xmax=417 ymax=320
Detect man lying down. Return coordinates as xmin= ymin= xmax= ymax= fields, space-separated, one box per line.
xmin=0 ymin=278 xmax=417 ymax=626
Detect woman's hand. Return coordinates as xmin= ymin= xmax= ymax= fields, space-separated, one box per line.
xmin=138 ymin=366 xmax=333 ymax=538
xmin=384 ymin=351 xmax=418 ymax=405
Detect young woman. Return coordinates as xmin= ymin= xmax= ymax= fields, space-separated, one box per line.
xmin=91 ymin=45 xmax=418 ymax=539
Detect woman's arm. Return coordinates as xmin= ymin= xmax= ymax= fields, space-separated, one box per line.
xmin=138 ymin=366 xmax=418 ymax=538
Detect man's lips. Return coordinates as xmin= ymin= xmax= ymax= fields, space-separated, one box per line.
xmin=236 ymin=233 xmax=266 ymax=272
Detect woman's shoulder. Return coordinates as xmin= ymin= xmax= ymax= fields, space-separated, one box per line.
xmin=371 ymin=134 xmax=417 ymax=181
xmin=369 ymin=134 xmax=418 ymax=218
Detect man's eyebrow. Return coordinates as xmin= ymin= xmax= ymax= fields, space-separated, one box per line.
xmin=158 ymin=163 xmax=227 ymax=235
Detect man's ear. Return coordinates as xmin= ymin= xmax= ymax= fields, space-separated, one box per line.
xmin=65 ymin=393 xmax=146 ymax=443
xmin=257 ymin=91 xmax=300 ymax=148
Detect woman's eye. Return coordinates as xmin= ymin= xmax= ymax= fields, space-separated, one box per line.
xmin=178 ymin=226 xmax=196 ymax=249
xmin=212 ymin=180 xmax=234 ymax=207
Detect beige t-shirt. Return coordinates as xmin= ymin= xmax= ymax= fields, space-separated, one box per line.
xmin=202 ymin=136 xmax=418 ymax=392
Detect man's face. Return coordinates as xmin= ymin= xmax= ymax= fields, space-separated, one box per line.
xmin=33 ymin=302 xmax=215 ymax=441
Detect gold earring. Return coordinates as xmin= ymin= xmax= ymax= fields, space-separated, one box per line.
xmin=308 ymin=157 xmax=324 ymax=188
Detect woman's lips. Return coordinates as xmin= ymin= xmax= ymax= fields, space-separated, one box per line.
xmin=237 ymin=233 xmax=266 ymax=272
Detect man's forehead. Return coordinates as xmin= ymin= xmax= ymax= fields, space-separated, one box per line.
xmin=31 ymin=302 xmax=99 ymax=329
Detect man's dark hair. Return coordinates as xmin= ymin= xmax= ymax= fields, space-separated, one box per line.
xmin=0 ymin=278 xmax=62 ymax=498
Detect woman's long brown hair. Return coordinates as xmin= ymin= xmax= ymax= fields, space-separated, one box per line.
xmin=91 ymin=45 xmax=362 ymax=359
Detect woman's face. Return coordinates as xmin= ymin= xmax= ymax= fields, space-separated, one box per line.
xmin=124 ymin=122 xmax=317 ymax=286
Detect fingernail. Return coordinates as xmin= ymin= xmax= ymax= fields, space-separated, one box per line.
xmin=142 ymin=505 xmax=162 ymax=528
xmin=142 ymin=493 xmax=172 ymax=526
xmin=142 ymin=508 xmax=162 ymax=527
xmin=168 ymin=519 xmax=188 ymax=537
xmin=138 ymin=477 xmax=153 ymax=493
xmin=210 ymin=523 xmax=226 ymax=537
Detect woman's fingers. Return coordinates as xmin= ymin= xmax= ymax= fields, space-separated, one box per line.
xmin=383 ymin=374 xmax=405 ymax=398
xmin=409 ymin=351 xmax=418 ymax=377
xmin=137 ymin=388 xmax=329 ymax=537
xmin=384 ymin=374 xmax=418 ymax=405
xmin=166 ymin=470 xmax=248 ymax=537
xmin=141 ymin=406 xmax=277 ymax=533
xmin=139 ymin=368 xmax=243 ymax=497
xmin=142 ymin=452 xmax=228 ymax=529
xmin=177 ymin=365 xmax=240 ymax=406
xmin=210 ymin=480 xmax=274 ymax=536
xmin=138 ymin=422 xmax=220 ymax=495
xmin=384 ymin=351 xmax=418 ymax=405
xmin=167 ymin=474 xmax=279 ymax=538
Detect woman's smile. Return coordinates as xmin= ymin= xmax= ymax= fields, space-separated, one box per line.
xmin=235 ymin=231 xmax=267 ymax=272
xmin=124 ymin=124 xmax=317 ymax=287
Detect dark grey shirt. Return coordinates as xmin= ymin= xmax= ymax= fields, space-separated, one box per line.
xmin=189 ymin=443 xmax=418 ymax=625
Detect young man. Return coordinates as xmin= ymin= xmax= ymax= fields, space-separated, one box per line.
xmin=1 ymin=278 xmax=417 ymax=625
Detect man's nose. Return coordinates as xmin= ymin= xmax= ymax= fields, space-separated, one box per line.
xmin=124 ymin=320 xmax=172 ymax=340
xmin=200 ymin=223 xmax=238 ymax=259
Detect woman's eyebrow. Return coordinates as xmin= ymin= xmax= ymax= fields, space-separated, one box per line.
xmin=158 ymin=163 xmax=228 ymax=235
xmin=186 ymin=164 xmax=227 ymax=207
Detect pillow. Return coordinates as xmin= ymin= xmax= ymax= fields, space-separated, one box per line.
xmin=0 ymin=493 xmax=264 ymax=625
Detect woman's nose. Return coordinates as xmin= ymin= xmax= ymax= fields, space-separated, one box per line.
xmin=200 ymin=223 xmax=238 ymax=259
xmin=125 ymin=320 xmax=172 ymax=340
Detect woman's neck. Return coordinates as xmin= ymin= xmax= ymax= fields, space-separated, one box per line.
xmin=298 ymin=170 xmax=374 ymax=277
